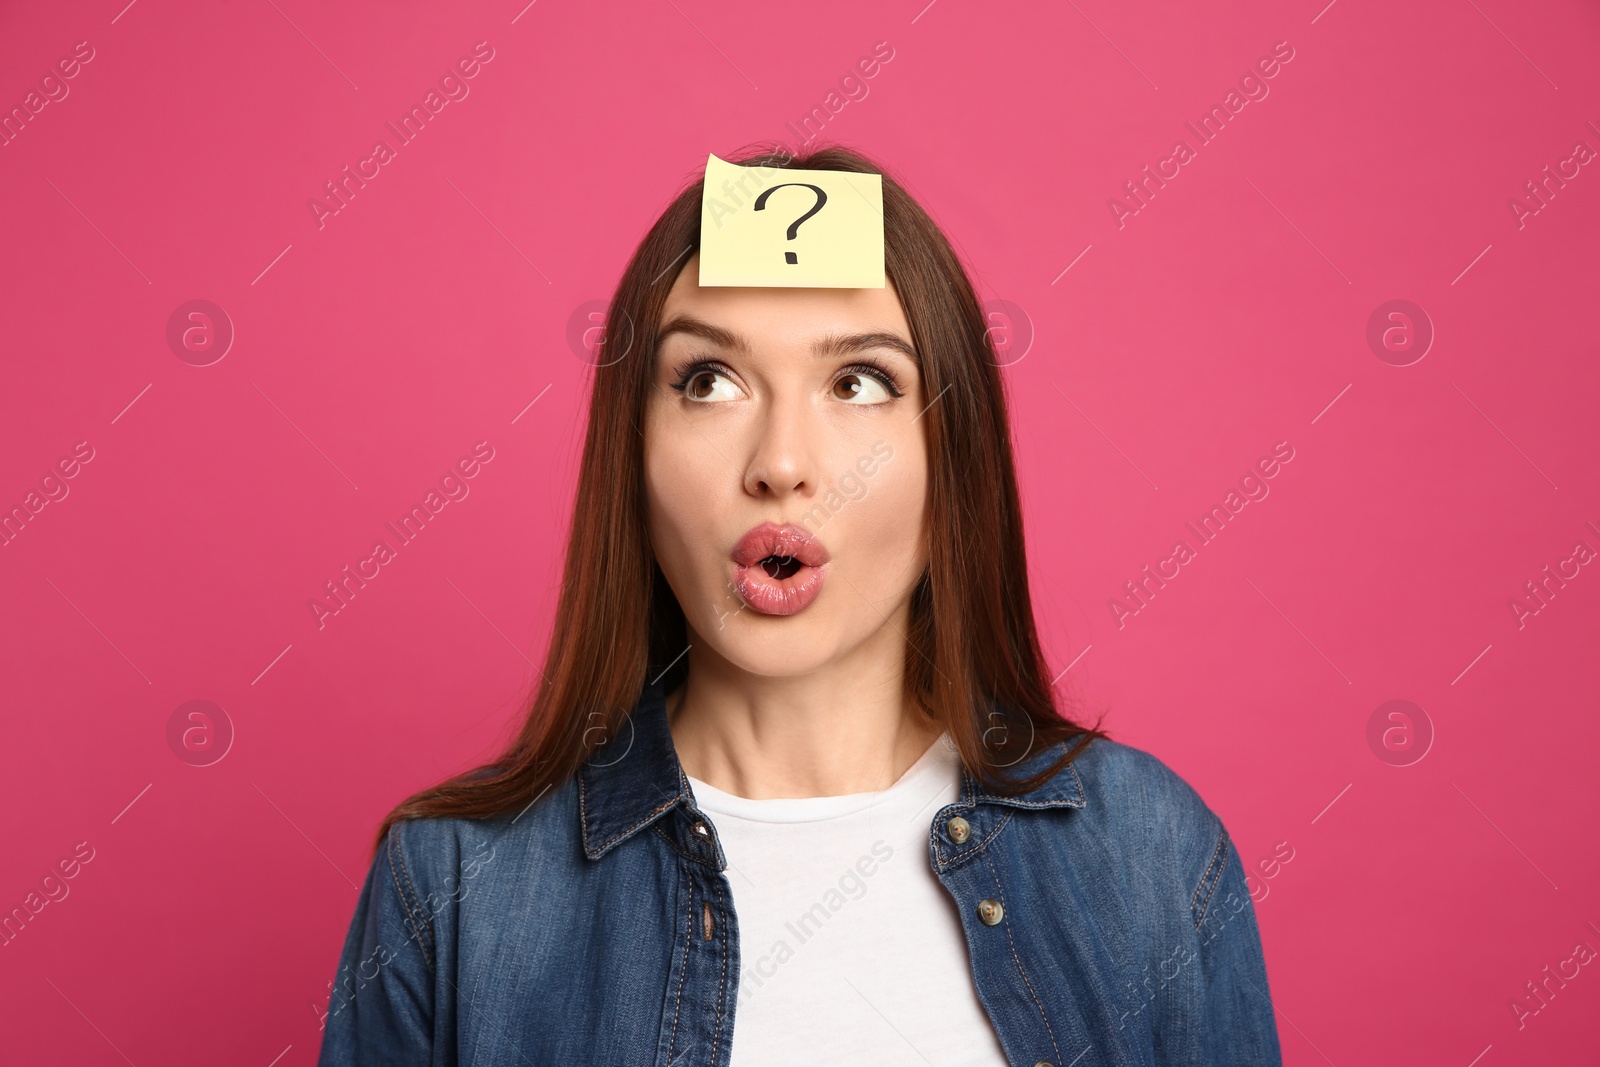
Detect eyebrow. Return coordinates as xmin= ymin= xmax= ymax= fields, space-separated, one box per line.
xmin=656 ymin=314 xmax=920 ymax=366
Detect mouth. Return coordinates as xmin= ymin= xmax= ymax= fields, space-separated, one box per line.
xmin=729 ymin=522 xmax=830 ymax=616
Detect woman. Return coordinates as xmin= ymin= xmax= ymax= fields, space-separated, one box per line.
xmin=317 ymin=145 xmax=1283 ymax=1066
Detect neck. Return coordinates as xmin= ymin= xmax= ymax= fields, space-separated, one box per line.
xmin=665 ymin=631 xmax=942 ymax=801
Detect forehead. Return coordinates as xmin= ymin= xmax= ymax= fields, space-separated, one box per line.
xmin=658 ymin=252 xmax=911 ymax=342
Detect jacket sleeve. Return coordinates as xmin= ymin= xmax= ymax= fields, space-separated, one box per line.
xmin=317 ymin=822 xmax=438 ymax=1066
xmin=1192 ymin=825 xmax=1284 ymax=1066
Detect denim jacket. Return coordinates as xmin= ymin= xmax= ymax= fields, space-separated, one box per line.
xmin=317 ymin=680 xmax=1283 ymax=1066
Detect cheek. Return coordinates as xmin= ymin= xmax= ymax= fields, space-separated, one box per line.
xmin=643 ymin=444 xmax=693 ymax=562
xmin=643 ymin=413 xmax=729 ymax=590
xmin=843 ymin=446 xmax=928 ymax=564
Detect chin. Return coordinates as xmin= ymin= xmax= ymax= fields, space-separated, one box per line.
xmin=699 ymin=614 xmax=842 ymax=679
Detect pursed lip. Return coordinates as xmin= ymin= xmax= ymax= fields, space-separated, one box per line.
xmin=730 ymin=521 xmax=830 ymax=568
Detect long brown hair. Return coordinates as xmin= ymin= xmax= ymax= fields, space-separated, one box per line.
xmin=373 ymin=143 xmax=1106 ymax=856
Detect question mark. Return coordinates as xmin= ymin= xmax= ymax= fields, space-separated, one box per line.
xmin=753 ymin=183 xmax=827 ymax=264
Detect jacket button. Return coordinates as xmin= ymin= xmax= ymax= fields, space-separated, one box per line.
xmin=1033 ymin=1061 xmax=1054 ymax=1067
xmin=946 ymin=816 xmax=971 ymax=844
xmin=977 ymin=898 xmax=1004 ymax=925
xmin=692 ymin=821 xmax=709 ymax=837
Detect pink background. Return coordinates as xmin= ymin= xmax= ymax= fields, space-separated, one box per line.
xmin=3 ymin=0 xmax=1598 ymax=1062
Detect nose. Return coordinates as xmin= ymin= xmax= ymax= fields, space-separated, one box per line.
xmin=742 ymin=398 xmax=818 ymax=499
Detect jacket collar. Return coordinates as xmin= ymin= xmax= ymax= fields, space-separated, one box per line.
xmin=578 ymin=678 xmax=1087 ymax=860
xmin=958 ymin=715 xmax=1089 ymax=811
xmin=577 ymin=678 xmax=693 ymax=860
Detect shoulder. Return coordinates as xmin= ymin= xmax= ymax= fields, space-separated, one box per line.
xmin=378 ymin=772 xmax=579 ymax=903
xmin=1058 ymin=735 xmax=1234 ymax=917
xmin=384 ymin=813 xmax=503 ymax=879
xmin=1069 ymin=735 xmax=1221 ymax=835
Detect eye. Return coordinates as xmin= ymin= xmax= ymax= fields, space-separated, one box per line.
xmin=832 ymin=362 xmax=903 ymax=405
xmin=670 ymin=360 xmax=743 ymax=403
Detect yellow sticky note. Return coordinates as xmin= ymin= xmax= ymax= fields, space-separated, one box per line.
xmin=698 ymin=153 xmax=885 ymax=288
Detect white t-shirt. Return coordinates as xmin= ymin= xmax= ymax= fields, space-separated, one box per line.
xmin=686 ymin=732 xmax=1010 ymax=1066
